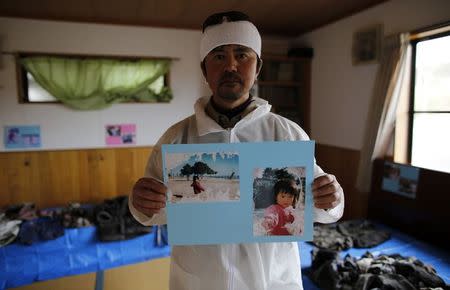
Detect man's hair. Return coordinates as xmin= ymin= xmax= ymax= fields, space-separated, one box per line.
xmin=273 ymin=179 xmax=300 ymax=208
xmin=200 ymin=10 xmax=262 ymax=72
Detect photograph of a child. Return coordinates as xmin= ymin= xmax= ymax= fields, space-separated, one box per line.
xmin=6 ymin=127 xmax=19 ymax=144
xmin=105 ymin=124 xmax=136 ymax=145
xmin=382 ymin=161 xmax=419 ymax=199
xmin=4 ymin=126 xmax=41 ymax=149
xmin=165 ymin=151 xmax=240 ymax=203
xmin=253 ymin=167 xmax=306 ymax=236
xmin=106 ymin=125 xmax=121 ymax=136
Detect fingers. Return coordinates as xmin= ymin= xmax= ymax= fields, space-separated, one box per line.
xmin=314 ymin=191 xmax=341 ymax=209
xmin=134 ymin=177 xmax=167 ymax=195
xmin=312 ymin=174 xmax=342 ymax=209
xmin=312 ymin=174 xmax=335 ymax=191
xmin=132 ymin=177 xmax=167 ymax=216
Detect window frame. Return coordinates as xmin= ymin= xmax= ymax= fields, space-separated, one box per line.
xmin=15 ymin=52 xmax=172 ymax=104
xmin=407 ymin=28 xmax=450 ymax=164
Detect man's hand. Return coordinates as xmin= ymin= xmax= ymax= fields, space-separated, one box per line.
xmin=132 ymin=177 xmax=167 ymax=217
xmin=312 ymin=174 xmax=342 ymax=210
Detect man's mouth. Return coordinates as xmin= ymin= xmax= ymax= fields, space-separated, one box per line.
xmin=220 ymin=79 xmax=241 ymax=85
xmin=219 ymin=72 xmax=243 ymax=85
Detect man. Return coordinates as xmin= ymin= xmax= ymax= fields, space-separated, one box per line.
xmin=130 ymin=11 xmax=344 ymax=290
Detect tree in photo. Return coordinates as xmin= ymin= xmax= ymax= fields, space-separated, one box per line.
xmin=193 ymin=161 xmax=217 ymax=178
xmin=274 ymin=168 xmax=296 ymax=182
xmin=180 ymin=164 xmax=193 ymax=180
xmin=262 ymin=167 xmax=275 ymax=179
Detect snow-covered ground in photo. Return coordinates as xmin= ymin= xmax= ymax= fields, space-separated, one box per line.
xmin=168 ymin=178 xmax=240 ymax=203
xmin=253 ymin=206 xmax=305 ymax=236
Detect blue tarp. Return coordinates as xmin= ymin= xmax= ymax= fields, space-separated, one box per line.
xmin=299 ymin=222 xmax=450 ymax=289
xmin=1 ymin=221 xmax=449 ymax=289
xmin=0 ymin=226 xmax=170 ymax=290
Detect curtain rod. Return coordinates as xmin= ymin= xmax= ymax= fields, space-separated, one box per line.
xmin=409 ymin=21 xmax=450 ymax=41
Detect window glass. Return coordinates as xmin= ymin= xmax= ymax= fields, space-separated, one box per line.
xmin=414 ymin=35 xmax=450 ymax=111
xmin=411 ymin=113 xmax=450 ymax=173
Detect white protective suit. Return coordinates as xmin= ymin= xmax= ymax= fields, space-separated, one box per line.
xmin=129 ymin=95 xmax=344 ymax=290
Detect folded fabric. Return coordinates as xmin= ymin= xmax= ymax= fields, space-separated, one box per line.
xmin=309 ymin=249 xmax=447 ymax=290
xmin=4 ymin=203 xmax=38 ymax=221
xmin=337 ymin=220 xmax=391 ymax=248
xmin=0 ymin=213 xmax=22 ymax=247
xmin=312 ymin=220 xmax=390 ymax=251
xmin=16 ymin=217 xmax=65 ymax=245
xmin=94 ymin=196 xmax=152 ymax=242
xmin=60 ymin=203 xmax=94 ymax=228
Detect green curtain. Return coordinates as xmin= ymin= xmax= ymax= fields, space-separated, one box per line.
xmin=21 ymin=56 xmax=173 ymax=110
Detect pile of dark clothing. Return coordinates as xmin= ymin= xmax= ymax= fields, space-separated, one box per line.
xmin=59 ymin=203 xmax=94 ymax=228
xmin=94 ymin=196 xmax=152 ymax=242
xmin=0 ymin=196 xmax=153 ymax=246
xmin=1 ymin=203 xmax=65 ymax=246
xmin=312 ymin=220 xmax=391 ymax=251
xmin=310 ymin=248 xmax=448 ymax=290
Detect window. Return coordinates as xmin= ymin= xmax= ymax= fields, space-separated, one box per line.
xmin=408 ymin=26 xmax=450 ymax=173
xmin=16 ymin=53 xmax=172 ymax=109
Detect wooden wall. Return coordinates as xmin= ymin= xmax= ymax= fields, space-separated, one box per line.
xmin=369 ymin=158 xmax=450 ymax=249
xmin=1 ymin=143 xmax=365 ymax=220
xmin=315 ymin=143 xmax=364 ymax=220
xmin=0 ymin=147 xmax=152 ymax=208
xmin=13 ymin=257 xmax=170 ymax=290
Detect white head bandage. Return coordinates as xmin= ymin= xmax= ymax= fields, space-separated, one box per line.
xmin=200 ymin=20 xmax=262 ymax=61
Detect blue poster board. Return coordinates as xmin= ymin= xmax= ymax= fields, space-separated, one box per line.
xmin=382 ymin=161 xmax=420 ymax=199
xmin=162 ymin=141 xmax=314 ymax=245
xmin=4 ymin=125 xmax=41 ymax=149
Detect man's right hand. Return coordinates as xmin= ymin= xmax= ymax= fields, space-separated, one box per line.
xmin=132 ymin=177 xmax=167 ymax=217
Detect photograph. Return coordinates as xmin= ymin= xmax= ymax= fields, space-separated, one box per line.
xmin=382 ymin=161 xmax=419 ymax=199
xmin=105 ymin=124 xmax=136 ymax=145
xmin=4 ymin=125 xmax=41 ymax=149
xmin=398 ymin=177 xmax=418 ymax=195
xmin=252 ymin=167 xmax=306 ymax=236
xmin=352 ymin=24 xmax=383 ymax=65
xmin=106 ymin=125 xmax=121 ymax=136
xmin=383 ymin=163 xmax=400 ymax=180
xmin=165 ymin=151 xmax=240 ymax=203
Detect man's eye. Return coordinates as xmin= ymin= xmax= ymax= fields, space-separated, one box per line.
xmin=237 ymin=53 xmax=248 ymax=59
xmin=214 ymin=54 xmax=225 ymax=60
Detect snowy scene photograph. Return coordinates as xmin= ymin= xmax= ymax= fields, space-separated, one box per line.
xmin=164 ymin=151 xmax=240 ymax=203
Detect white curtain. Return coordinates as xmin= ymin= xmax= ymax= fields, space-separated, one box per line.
xmin=356 ymin=33 xmax=411 ymax=193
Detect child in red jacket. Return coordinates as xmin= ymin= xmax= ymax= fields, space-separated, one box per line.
xmin=262 ymin=179 xmax=300 ymax=235
xmin=191 ymin=175 xmax=205 ymax=195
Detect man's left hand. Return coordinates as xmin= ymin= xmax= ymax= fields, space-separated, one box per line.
xmin=312 ymin=174 xmax=342 ymax=210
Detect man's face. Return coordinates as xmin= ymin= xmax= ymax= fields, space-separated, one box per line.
xmin=202 ymin=44 xmax=260 ymax=109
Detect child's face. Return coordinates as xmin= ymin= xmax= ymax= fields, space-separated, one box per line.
xmin=276 ymin=191 xmax=295 ymax=208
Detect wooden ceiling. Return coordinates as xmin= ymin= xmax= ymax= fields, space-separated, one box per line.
xmin=0 ymin=0 xmax=389 ymax=36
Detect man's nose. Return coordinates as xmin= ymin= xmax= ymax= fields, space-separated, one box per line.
xmin=224 ymin=55 xmax=238 ymax=72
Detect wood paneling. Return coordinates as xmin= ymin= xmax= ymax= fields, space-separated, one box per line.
xmin=0 ymin=147 xmax=152 ymax=208
xmin=369 ymin=159 xmax=450 ymax=248
xmin=12 ymin=257 xmax=170 ymax=290
xmin=315 ymin=143 xmax=364 ymax=220
xmin=1 ymin=144 xmax=366 ymax=220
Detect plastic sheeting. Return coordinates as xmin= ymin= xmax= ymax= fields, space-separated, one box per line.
xmin=0 ymin=226 xmax=170 ymax=289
